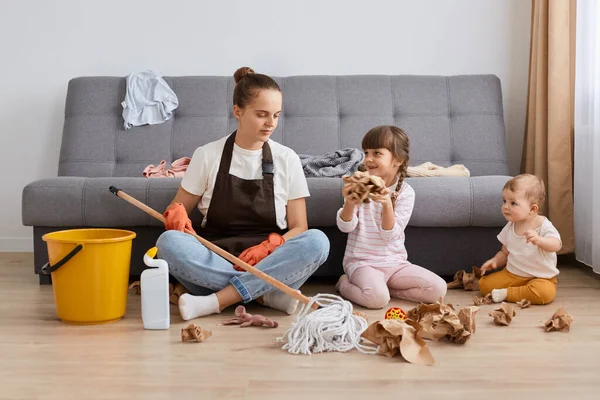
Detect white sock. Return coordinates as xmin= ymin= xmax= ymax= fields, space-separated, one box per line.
xmin=262 ymin=290 xmax=300 ymax=315
xmin=491 ymin=288 xmax=508 ymax=303
xmin=178 ymin=293 xmax=220 ymax=321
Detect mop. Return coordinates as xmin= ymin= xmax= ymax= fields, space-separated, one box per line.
xmin=109 ymin=186 xmax=378 ymax=355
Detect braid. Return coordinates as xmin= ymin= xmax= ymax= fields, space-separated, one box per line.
xmin=391 ymin=162 xmax=408 ymax=206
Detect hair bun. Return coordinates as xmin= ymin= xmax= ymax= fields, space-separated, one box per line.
xmin=233 ymin=67 xmax=256 ymax=84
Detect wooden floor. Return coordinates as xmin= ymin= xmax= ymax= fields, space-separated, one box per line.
xmin=2 ymin=253 xmax=600 ymax=400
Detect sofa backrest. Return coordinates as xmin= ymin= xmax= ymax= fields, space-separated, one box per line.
xmin=58 ymin=74 xmax=508 ymax=177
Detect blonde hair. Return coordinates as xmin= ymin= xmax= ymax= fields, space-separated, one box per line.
xmin=503 ymin=174 xmax=546 ymax=209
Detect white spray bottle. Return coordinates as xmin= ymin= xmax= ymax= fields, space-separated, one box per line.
xmin=141 ymin=246 xmax=170 ymax=330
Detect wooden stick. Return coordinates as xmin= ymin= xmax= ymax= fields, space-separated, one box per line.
xmin=109 ymin=186 xmax=316 ymax=309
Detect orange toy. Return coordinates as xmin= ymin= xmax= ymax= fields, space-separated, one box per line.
xmin=385 ymin=307 xmax=407 ymax=320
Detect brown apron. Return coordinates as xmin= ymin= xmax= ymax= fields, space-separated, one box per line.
xmin=198 ymin=131 xmax=285 ymax=257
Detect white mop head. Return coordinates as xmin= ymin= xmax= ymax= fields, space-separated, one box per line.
xmin=277 ymin=293 xmax=379 ymax=355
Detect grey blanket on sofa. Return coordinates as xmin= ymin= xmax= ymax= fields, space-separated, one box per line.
xmin=299 ymin=148 xmax=364 ymax=178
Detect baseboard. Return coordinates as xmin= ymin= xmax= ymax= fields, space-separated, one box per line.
xmin=0 ymin=237 xmax=33 ymax=252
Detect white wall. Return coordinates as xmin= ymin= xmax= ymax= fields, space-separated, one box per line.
xmin=0 ymin=0 xmax=531 ymax=251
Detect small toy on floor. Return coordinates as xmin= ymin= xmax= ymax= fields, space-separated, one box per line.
xmin=220 ymin=305 xmax=279 ymax=328
xmin=384 ymin=307 xmax=407 ymax=320
xmin=181 ymin=324 xmax=212 ymax=342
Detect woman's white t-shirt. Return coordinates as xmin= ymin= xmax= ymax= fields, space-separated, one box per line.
xmin=497 ymin=217 xmax=562 ymax=279
xmin=181 ymin=136 xmax=310 ymax=230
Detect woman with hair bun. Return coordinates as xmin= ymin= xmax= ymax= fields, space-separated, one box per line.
xmin=157 ymin=67 xmax=330 ymax=320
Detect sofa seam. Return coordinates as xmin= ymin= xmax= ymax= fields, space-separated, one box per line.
xmin=112 ymin=78 xmax=124 ymax=177
xmin=336 ymin=77 xmax=341 ymax=149
xmin=63 ymin=111 xmax=503 ymax=118
xmin=81 ymin=178 xmax=89 ymax=226
xmin=59 ymin=159 xmax=167 ymax=164
xmin=468 ymin=177 xmax=474 ymax=226
xmin=145 ymin=180 xmax=152 ymax=225
xmin=446 ymin=77 xmax=456 ymax=163
xmin=390 ymin=76 xmax=395 ymax=125
xmin=169 ymin=78 xmax=176 ymax=162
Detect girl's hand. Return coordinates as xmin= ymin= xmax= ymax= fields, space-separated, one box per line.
xmin=525 ymin=229 xmax=542 ymax=246
xmin=342 ymin=184 xmax=363 ymax=206
xmin=369 ymin=188 xmax=392 ymax=207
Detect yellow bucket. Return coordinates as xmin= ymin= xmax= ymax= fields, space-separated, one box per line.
xmin=42 ymin=228 xmax=137 ymax=325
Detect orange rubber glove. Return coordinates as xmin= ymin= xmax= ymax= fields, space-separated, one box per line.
xmin=233 ymin=233 xmax=285 ymax=271
xmin=163 ymin=203 xmax=196 ymax=233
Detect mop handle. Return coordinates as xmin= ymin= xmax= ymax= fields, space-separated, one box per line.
xmin=109 ymin=186 xmax=316 ymax=309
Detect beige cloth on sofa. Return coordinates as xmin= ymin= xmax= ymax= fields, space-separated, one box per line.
xmin=407 ymin=162 xmax=470 ymax=177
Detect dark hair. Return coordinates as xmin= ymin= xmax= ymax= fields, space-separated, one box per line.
xmin=232 ymin=67 xmax=281 ymax=108
xmin=360 ymin=125 xmax=410 ymax=204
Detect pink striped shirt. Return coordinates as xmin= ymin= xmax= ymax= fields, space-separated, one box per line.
xmin=336 ymin=181 xmax=415 ymax=278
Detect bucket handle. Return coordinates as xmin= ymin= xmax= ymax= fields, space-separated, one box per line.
xmin=41 ymin=244 xmax=84 ymax=275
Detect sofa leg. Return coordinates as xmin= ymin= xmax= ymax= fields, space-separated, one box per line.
xmin=39 ymin=274 xmax=52 ymax=285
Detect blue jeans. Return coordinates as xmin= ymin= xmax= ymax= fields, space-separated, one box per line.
xmin=156 ymin=229 xmax=330 ymax=303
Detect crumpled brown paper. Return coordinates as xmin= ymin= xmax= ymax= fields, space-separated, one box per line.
xmin=516 ymin=299 xmax=531 ymax=309
xmin=447 ymin=266 xmax=482 ymax=291
xmin=128 ymin=281 xmax=141 ymax=295
xmin=473 ymin=293 xmax=493 ymax=306
xmin=405 ymin=298 xmax=479 ymax=344
xmin=489 ymin=303 xmax=516 ymax=326
xmin=361 ymin=319 xmax=435 ymax=365
xmin=128 ymin=280 xmax=188 ymax=305
xmin=544 ymin=307 xmax=574 ymax=332
xmin=342 ymin=171 xmax=387 ymax=204
xmin=181 ymin=324 xmax=212 ymax=342
xmin=169 ymin=282 xmax=189 ymax=305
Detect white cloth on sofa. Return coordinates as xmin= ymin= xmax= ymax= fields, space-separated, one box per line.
xmin=121 ymin=70 xmax=178 ymax=130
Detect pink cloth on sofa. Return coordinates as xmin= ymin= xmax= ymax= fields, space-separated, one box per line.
xmin=143 ymin=157 xmax=190 ymax=178
xmin=143 ymin=160 xmax=169 ymax=178
xmin=167 ymin=157 xmax=190 ymax=177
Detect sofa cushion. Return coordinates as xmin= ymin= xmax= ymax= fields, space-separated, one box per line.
xmin=23 ymin=175 xmax=509 ymax=229
xmin=56 ymin=75 xmax=509 ymax=179
xmin=408 ymin=176 xmax=510 ymax=227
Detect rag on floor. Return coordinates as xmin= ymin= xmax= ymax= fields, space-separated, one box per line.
xmin=121 ymin=70 xmax=179 ymax=130
xmin=143 ymin=157 xmax=190 ymax=178
xmin=407 ymin=162 xmax=470 ymax=177
xmin=298 ymin=148 xmax=364 ymax=178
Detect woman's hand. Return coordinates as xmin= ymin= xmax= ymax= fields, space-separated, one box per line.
xmin=163 ymin=202 xmax=196 ymax=233
xmin=234 ymin=233 xmax=285 ymax=270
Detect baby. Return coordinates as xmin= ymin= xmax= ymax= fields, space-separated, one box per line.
xmin=479 ymin=174 xmax=562 ymax=305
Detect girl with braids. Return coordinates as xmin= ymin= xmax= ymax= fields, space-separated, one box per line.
xmin=336 ymin=125 xmax=447 ymax=309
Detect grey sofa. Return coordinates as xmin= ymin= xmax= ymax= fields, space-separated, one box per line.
xmin=22 ymin=74 xmax=511 ymax=284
